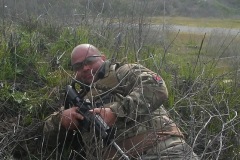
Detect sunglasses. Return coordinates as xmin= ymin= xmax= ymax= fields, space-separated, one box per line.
xmin=72 ymin=55 xmax=101 ymax=71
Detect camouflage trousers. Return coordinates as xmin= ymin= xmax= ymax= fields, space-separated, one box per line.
xmin=72 ymin=136 xmax=199 ymax=160
xmin=137 ymin=140 xmax=199 ymax=160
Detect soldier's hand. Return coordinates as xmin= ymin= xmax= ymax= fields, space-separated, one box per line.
xmin=60 ymin=107 xmax=84 ymax=130
xmin=90 ymin=108 xmax=117 ymax=127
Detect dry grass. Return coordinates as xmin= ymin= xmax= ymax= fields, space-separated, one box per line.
xmin=149 ymin=16 xmax=240 ymax=28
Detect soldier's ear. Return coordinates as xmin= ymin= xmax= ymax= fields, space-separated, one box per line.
xmin=101 ymin=54 xmax=106 ymax=61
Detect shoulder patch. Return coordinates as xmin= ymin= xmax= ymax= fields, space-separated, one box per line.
xmin=152 ymin=74 xmax=163 ymax=84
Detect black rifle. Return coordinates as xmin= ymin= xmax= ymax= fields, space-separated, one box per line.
xmin=66 ymin=84 xmax=130 ymax=160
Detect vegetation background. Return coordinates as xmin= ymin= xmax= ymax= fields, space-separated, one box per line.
xmin=0 ymin=0 xmax=240 ymax=159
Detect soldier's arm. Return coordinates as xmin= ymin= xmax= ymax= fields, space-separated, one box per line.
xmin=43 ymin=111 xmax=62 ymax=148
xmin=43 ymin=107 xmax=83 ymax=148
xmin=43 ymin=107 xmax=84 ymax=134
xmin=110 ymin=64 xmax=168 ymax=119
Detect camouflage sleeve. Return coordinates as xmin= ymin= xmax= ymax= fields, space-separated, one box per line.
xmin=43 ymin=109 xmax=85 ymax=157
xmin=110 ymin=64 xmax=168 ymax=119
xmin=42 ymin=110 xmax=63 ymax=149
xmin=43 ymin=111 xmax=61 ymax=135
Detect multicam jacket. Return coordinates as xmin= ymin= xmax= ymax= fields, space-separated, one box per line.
xmin=43 ymin=61 xmax=183 ymax=159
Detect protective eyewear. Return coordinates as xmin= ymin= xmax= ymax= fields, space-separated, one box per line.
xmin=72 ymin=55 xmax=101 ymax=71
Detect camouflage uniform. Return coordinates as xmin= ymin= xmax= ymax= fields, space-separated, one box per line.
xmin=44 ymin=61 xmax=199 ymax=160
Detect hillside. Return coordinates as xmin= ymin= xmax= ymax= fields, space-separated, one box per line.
xmin=0 ymin=0 xmax=240 ymax=23
xmin=178 ymin=0 xmax=240 ymax=18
